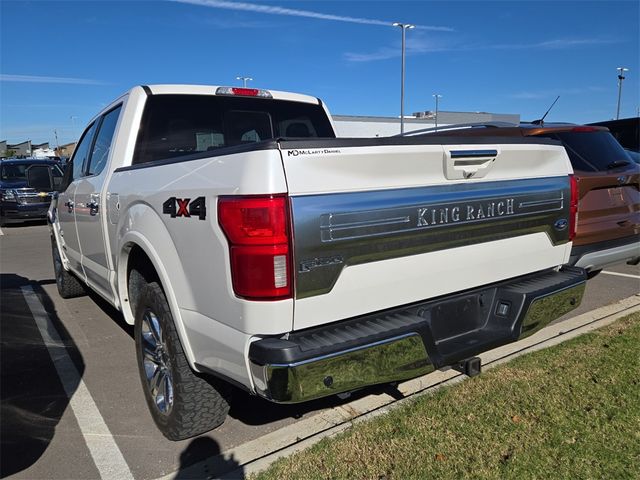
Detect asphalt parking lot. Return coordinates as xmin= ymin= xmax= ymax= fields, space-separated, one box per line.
xmin=1 ymin=221 xmax=639 ymax=480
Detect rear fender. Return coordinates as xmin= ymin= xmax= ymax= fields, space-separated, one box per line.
xmin=116 ymin=202 xmax=197 ymax=367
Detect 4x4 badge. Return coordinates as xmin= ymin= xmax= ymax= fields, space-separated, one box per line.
xmin=162 ymin=196 xmax=207 ymax=220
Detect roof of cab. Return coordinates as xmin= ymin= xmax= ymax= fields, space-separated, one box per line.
xmin=142 ymin=84 xmax=320 ymax=105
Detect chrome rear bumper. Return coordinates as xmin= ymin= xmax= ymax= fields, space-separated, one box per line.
xmin=249 ymin=267 xmax=586 ymax=403
xmin=250 ymin=333 xmax=434 ymax=403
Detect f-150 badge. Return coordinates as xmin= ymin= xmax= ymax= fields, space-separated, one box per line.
xmin=162 ymin=196 xmax=206 ymax=220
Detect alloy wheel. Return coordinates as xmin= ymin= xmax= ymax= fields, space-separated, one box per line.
xmin=140 ymin=309 xmax=174 ymax=415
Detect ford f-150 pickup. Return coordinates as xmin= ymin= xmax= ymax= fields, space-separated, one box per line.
xmin=49 ymin=85 xmax=586 ymax=440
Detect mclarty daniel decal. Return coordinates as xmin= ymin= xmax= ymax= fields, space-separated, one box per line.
xmin=287 ymin=149 xmax=341 ymax=157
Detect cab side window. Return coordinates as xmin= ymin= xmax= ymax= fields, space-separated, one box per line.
xmin=73 ymin=122 xmax=98 ymax=180
xmin=88 ymin=105 xmax=122 ymax=176
xmin=58 ymin=122 xmax=97 ymax=191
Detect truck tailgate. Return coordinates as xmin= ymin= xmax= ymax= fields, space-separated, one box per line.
xmin=280 ymin=138 xmax=574 ymax=330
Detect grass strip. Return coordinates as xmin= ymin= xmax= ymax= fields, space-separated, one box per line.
xmin=254 ymin=312 xmax=640 ymax=479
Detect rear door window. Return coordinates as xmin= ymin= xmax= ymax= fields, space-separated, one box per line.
xmin=72 ymin=122 xmax=98 ymax=180
xmin=545 ymin=131 xmax=632 ymax=172
xmin=132 ymin=94 xmax=334 ymax=165
xmin=87 ymin=105 xmax=122 ymax=176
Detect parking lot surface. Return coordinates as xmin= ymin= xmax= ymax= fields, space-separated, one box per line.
xmin=1 ymin=221 xmax=639 ymax=479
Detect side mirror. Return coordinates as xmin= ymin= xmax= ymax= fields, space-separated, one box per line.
xmin=26 ymin=165 xmax=54 ymax=191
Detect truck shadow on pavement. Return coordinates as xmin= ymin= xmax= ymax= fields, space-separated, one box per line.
xmin=227 ymin=381 xmax=401 ymax=426
xmin=174 ymin=436 xmax=244 ymax=479
xmin=84 ymin=287 xmax=134 ymax=339
xmin=0 ymin=219 xmax=48 ymax=229
xmin=0 ymin=273 xmax=85 ymax=478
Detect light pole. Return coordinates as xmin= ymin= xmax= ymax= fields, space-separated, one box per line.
xmin=433 ymin=94 xmax=442 ymax=132
xmin=616 ymin=67 xmax=628 ymax=120
xmin=70 ymin=115 xmax=78 ymax=140
xmin=392 ymin=22 xmax=415 ymax=135
xmin=236 ymin=76 xmax=253 ymax=88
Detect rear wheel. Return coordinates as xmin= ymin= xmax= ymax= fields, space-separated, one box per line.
xmin=134 ymin=281 xmax=231 ymax=441
xmin=51 ymin=237 xmax=86 ymax=298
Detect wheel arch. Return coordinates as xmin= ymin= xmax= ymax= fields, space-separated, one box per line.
xmin=117 ymin=228 xmax=198 ymax=369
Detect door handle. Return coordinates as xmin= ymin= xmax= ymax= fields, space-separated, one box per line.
xmin=64 ymin=200 xmax=74 ymax=213
xmin=88 ymin=201 xmax=99 ymax=216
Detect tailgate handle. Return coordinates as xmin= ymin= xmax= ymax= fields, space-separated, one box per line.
xmin=445 ymin=149 xmax=498 ymax=180
xmin=450 ymin=149 xmax=498 ymax=159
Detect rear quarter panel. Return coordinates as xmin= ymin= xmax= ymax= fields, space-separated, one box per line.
xmin=107 ymin=149 xmax=293 ymax=335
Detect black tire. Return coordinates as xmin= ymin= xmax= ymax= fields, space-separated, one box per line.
xmin=51 ymin=237 xmax=86 ymax=298
xmin=134 ymin=281 xmax=231 ymax=441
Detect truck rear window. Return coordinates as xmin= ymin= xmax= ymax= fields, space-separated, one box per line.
xmin=132 ymin=94 xmax=334 ymax=165
xmin=543 ymin=131 xmax=631 ymax=172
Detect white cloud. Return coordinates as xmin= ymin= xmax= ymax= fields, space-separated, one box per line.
xmin=172 ymin=0 xmax=454 ymax=31
xmin=344 ymin=47 xmax=399 ymax=63
xmin=0 ymin=74 xmax=106 ymax=85
xmin=344 ymin=36 xmax=620 ymax=63
xmin=345 ymin=36 xmax=454 ymax=62
xmin=488 ymin=37 xmax=618 ymax=50
xmin=189 ymin=13 xmax=276 ymax=28
xmin=509 ymin=92 xmax=553 ymax=100
xmin=508 ymin=86 xmax=607 ymax=100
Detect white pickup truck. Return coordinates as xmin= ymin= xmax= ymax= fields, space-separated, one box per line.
xmin=48 ymin=84 xmax=586 ymax=440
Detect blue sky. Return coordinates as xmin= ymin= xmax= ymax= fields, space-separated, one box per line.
xmin=1 ymin=0 xmax=638 ymax=145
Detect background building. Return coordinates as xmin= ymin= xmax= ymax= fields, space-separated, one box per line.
xmin=6 ymin=140 xmax=32 ymax=157
xmin=333 ymin=111 xmax=520 ymax=137
xmin=56 ymin=142 xmax=77 ymax=158
xmin=32 ymin=142 xmax=50 ymax=151
xmin=0 ymin=139 xmax=76 ymax=159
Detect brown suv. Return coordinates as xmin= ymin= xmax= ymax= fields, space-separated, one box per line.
xmin=423 ymin=124 xmax=640 ymax=274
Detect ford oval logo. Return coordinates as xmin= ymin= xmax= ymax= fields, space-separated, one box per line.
xmin=618 ymin=176 xmax=627 ymax=184
xmin=554 ymin=218 xmax=568 ymax=230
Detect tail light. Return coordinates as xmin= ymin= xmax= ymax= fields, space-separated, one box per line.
xmin=218 ymin=195 xmax=292 ymax=300
xmin=569 ymin=174 xmax=579 ymax=241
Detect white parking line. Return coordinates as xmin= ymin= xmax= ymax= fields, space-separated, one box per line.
xmin=602 ymin=271 xmax=640 ymax=280
xmin=21 ymin=285 xmax=134 ymax=480
xmin=0 ymin=226 xmax=4 ymax=236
